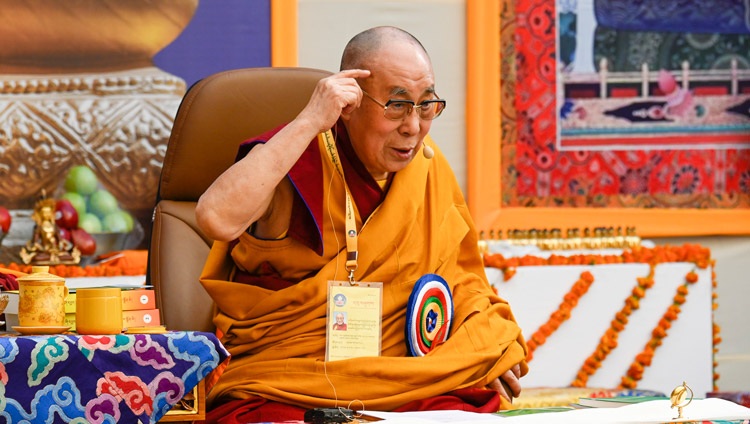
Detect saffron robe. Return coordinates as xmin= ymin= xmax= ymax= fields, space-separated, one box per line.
xmin=200 ymin=126 xmax=528 ymax=411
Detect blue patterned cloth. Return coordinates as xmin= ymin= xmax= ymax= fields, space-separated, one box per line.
xmin=0 ymin=331 xmax=229 ymax=423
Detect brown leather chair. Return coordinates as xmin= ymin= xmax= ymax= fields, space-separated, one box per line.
xmin=149 ymin=67 xmax=332 ymax=332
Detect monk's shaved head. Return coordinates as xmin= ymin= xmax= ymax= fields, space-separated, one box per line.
xmin=340 ymin=26 xmax=430 ymax=71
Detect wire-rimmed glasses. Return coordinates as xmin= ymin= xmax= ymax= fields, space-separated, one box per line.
xmin=362 ymin=90 xmax=446 ymax=121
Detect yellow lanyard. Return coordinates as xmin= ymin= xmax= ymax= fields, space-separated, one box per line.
xmin=321 ymin=130 xmax=359 ymax=284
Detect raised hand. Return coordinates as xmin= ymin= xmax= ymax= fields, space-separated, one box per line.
xmin=297 ymin=69 xmax=371 ymax=134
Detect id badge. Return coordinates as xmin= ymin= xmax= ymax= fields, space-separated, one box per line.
xmin=325 ymin=280 xmax=383 ymax=361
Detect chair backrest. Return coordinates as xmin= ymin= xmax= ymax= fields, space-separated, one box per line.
xmin=149 ymin=67 xmax=332 ymax=331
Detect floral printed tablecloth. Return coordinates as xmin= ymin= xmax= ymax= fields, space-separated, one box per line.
xmin=0 ymin=331 xmax=229 ymax=423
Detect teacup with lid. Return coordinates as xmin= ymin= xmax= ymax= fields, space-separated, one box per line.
xmin=17 ymin=265 xmax=68 ymax=327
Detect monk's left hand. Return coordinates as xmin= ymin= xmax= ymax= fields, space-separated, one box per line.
xmin=488 ymin=363 xmax=522 ymax=402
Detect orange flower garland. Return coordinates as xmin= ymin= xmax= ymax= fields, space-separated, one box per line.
xmin=619 ymin=269 xmax=701 ymax=389
xmin=526 ymin=270 xmax=595 ymax=361
xmin=570 ymin=266 xmax=655 ymax=387
xmin=711 ymin=261 xmax=721 ymax=390
xmin=0 ymin=255 xmax=147 ymax=278
xmin=483 ymin=243 xmax=721 ymax=390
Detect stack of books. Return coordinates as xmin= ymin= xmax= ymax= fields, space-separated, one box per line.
xmin=2 ymin=286 xmax=161 ymax=332
xmin=121 ymin=287 xmax=162 ymax=330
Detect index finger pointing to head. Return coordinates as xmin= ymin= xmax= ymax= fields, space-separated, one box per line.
xmin=339 ymin=69 xmax=371 ymax=79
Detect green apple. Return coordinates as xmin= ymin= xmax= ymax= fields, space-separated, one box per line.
xmin=61 ymin=191 xmax=87 ymax=217
xmin=64 ymin=165 xmax=99 ymax=196
xmin=102 ymin=211 xmax=131 ymax=233
xmin=78 ymin=213 xmax=103 ymax=233
xmin=115 ymin=210 xmax=135 ymax=232
xmin=88 ymin=189 xmax=119 ymax=219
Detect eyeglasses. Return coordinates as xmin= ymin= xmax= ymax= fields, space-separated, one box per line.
xmin=362 ymin=90 xmax=446 ymax=121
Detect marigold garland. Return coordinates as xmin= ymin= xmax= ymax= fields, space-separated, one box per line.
xmin=483 ymin=243 xmax=722 ymax=390
xmin=0 ymin=261 xmax=146 ymax=278
xmin=526 ymin=270 xmax=594 ymax=362
xmin=484 ymin=244 xmax=712 ymax=273
xmin=570 ymin=266 xmax=655 ymax=388
xmin=711 ymin=260 xmax=721 ymax=390
xmin=619 ymin=269 xmax=700 ymax=389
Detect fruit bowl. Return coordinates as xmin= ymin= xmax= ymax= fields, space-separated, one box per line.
xmin=83 ymin=221 xmax=145 ymax=264
xmin=92 ymin=225 xmax=144 ymax=256
xmin=91 ymin=232 xmax=131 ymax=258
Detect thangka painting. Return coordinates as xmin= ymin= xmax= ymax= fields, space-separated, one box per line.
xmin=501 ymin=0 xmax=750 ymax=209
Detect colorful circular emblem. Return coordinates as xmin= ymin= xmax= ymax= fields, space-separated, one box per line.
xmin=405 ymin=274 xmax=453 ymax=357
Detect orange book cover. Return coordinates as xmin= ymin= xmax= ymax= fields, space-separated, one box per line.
xmin=122 ymin=309 xmax=161 ymax=328
xmin=120 ymin=288 xmax=156 ymax=311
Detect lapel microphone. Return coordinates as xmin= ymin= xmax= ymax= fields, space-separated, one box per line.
xmin=422 ymin=141 xmax=435 ymax=159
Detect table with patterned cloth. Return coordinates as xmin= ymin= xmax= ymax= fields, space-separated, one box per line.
xmin=0 ymin=331 xmax=229 ymax=423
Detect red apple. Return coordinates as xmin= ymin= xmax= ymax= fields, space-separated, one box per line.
xmin=55 ymin=199 xmax=79 ymax=229
xmin=58 ymin=227 xmax=72 ymax=242
xmin=0 ymin=206 xmax=10 ymax=234
xmin=71 ymin=228 xmax=97 ymax=256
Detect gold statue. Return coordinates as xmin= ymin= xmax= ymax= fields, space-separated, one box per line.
xmin=20 ymin=192 xmax=80 ymax=265
xmin=670 ymin=381 xmax=693 ymax=420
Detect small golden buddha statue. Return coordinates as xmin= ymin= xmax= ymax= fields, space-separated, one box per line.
xmin=20 ymin=193 xmax=80 ymax=265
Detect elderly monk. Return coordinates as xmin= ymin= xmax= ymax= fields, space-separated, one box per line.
xmin=195 ymin=26 xmax=528 ymax=422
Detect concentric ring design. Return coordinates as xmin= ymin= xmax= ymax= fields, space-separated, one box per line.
xmin=405 ymin=274 xmax=453 ymax=357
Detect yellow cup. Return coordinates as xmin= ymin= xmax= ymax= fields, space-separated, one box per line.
xmin=76 ymin=287 xmax=123 ymax=335
xmin=17 ymin=266 xmax=68 ymax=327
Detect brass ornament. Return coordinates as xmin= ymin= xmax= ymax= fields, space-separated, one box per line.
xmin=670 ymin=381 xmax=694 ymax=420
